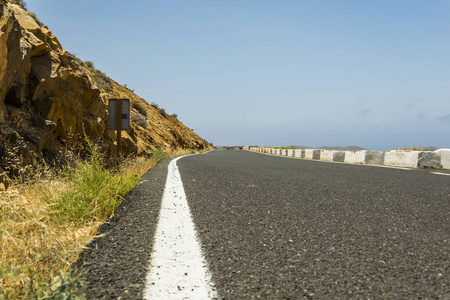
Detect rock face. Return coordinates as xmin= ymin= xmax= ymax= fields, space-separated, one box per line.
xmin=0 ymin=1 xmax=210 ymax=181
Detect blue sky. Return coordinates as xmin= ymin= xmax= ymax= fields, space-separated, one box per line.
xmin=26 ymin=0 xmax=450 ymax=150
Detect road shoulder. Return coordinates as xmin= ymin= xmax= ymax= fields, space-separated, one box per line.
xmin=74 ymin=158 xmax=171 ymax=299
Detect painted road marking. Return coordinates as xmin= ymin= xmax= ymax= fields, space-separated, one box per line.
xmin=144 ymin=156 xmax=218 ymax=300
xmin=431 ymin=172 xmax=450 ymax=176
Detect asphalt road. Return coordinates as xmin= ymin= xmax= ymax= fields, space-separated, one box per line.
xmin=179 ymin=150 xmax=449 ymax=299
xmin=76 ymin=150 xmax=449 ymax=299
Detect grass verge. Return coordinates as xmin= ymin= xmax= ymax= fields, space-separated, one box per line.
xmin=0 ymin=144 xmax=210 ymax=299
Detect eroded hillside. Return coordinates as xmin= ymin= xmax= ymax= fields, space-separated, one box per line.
xmin=0 ymin=1 xmax=210 ymax=182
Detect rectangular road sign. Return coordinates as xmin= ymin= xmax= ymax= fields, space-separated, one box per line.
xmin=108 ymin=99 xmax=130 ymax=130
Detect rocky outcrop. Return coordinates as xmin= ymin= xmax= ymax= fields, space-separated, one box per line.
xmin=0 ymin=1 xmax=210 ymax=182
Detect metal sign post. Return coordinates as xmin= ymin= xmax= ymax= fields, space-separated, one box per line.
xmin=116 ymin=98 xmax=122 ymax=160
xmin=108 ymin=99 xmax=130 ymax=167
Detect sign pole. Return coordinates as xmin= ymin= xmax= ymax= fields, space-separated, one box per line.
xmin=108 ymin=98 xmax=129 ymax=169
xmin=116 ymin=98 xmax=122 ymax=168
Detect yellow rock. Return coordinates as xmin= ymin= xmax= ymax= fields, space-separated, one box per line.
xmin=0 ymin=2 xmax=211 ymax=181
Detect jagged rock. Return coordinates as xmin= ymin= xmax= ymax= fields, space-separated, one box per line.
xmin=0 ymin=1 xmax=210 ymax=182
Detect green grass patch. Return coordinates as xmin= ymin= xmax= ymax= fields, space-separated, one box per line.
xmin=150 ymin=149 xmax=171 ymax=162
xmin=45 ymin=134 xmax=140 ymax=225
xmin=0 ymin=142 xmax=204 ymax=298
xmin=24 ymin=267 xmax=86 ymax=300
xmin=23 ymin=134 xmax=142 ymax=298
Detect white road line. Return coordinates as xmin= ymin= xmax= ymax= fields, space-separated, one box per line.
xmin=144 ymin=156 xmax=218 ymax=299
xmin=431 ymin=172 xmax=450 ymax=176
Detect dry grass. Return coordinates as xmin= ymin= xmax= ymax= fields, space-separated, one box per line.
xmin=121 ymin=148 xmax=207 ymax=178
xmin=389 ymin=146 xmax=426 ymax=152
xmin=0 ymin=147 xmax=211 ymax=298
xmin=0 ymin=179 xmax=95 ymax=298
xmin=131 ymin=111 xmax=149 ymax=129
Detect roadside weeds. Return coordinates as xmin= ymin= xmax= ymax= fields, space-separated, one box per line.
xmin=0 ymin=144 xmax=210 ymax=299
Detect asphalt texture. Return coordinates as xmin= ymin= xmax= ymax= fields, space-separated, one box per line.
xmin=74 ymin=150 xmax=449 ymax=299
xmin=178 ymin=150 xmax=449 ymax=299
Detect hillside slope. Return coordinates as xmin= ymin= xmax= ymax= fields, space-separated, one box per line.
xmin=0 ymin=1 xmax=210 ymax=180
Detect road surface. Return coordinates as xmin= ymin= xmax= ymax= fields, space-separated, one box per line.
xmin=75 ymin=150 xmax=449 ymax=299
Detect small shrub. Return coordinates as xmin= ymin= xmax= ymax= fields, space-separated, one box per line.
xmin=131 ymin=112 xmax=148 ymax=129
xmin=171 ymin=113 xmax=178 ymax=119
xmin=131 ymin=100 xmax=147 ymax=117
xmin=50 ymin=133 xmax=140 ymax=223
xmin=91 ymin=71 xmax=112 ymax=92
xmin=150 ymin=150 xmax=170 ymax=161
xmin=151 ymin=102 xmax=159 ymax=109
xmin=84 ymin=61 xmax=95 ymax=69
xmin=159 ymin=108 xmax=166 ymax=115
xmin=390 ymin=145 xmax=426 ymax=151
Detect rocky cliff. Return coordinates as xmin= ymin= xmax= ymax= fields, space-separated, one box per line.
xmin=0 ymin=1 xmax=210 ymax=181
